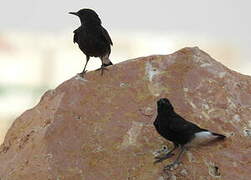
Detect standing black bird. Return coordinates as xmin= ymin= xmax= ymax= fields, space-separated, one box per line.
xmin=69 ymin=9 xmax=113 ymax=76
xmin=154 ymin=98 xmax=226 ymax=170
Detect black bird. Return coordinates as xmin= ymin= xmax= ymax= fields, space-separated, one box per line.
xmin=154 ymin=98 xmax=226 ymax=170
xmin=69 ymin=9 xmax=113 ymax=76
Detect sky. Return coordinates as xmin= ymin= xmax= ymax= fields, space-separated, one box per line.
xmin=2 ymin=1 xmax=250 ymax=69
xmin=1 ymin=1 xmax=250 ymax=41
xmin=1 ymin=0 xmax=251 ymax=74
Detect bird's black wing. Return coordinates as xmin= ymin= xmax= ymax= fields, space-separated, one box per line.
xmin=101 ymin=27 xmax=113 ymax=46
xmin=168 ymin=113 xmax=202 ymax=134
xmin=73 ymin=27 xmax=81 ymax=43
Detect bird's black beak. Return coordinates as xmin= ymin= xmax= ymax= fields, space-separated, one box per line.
xmin=69 ymin=12 xmax=78 ymax=16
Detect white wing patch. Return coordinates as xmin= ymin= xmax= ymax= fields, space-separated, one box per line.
xmin=187 ymin=131 xmax=217 ymax=147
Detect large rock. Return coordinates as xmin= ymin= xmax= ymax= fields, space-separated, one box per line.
xmin=0 ymin=47 xmax=251 ymax=180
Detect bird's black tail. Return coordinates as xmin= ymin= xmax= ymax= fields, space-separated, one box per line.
xmin=101 ymin=55 xmax=113 ymax=67
xmin=103 ymin=61 xmax=113 ymax=66
xmin=211 ymin=132 xmax=226 ymax=140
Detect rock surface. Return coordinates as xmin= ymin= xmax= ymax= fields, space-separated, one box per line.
xmin=0 ymin=47 xmax=251 ymax=180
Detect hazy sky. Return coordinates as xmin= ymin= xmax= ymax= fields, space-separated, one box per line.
xmin=1 ymin=0 xmax=251 ymax=69
xmin=1 ymin=0 xmax=250 ymax=41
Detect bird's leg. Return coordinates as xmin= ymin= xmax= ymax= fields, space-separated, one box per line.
xmin=79 ymin=56 xmax=90 ymax=77
xmin=96 ymin=55 xmax=111 ymax=75
xmin=95 ymin=64 xmax=109 ymax=75
xmin=154 ymin=144 xmax=178 ymax=164
xmin=164 ymin=146 xmax=186 ymax=170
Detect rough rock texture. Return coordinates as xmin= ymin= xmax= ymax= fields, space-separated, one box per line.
xmin=0 ymin=47 xmax=251 ymax=180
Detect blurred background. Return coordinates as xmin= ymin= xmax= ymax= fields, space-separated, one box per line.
xmin=0 ymin=0 xmax=251 ymax=143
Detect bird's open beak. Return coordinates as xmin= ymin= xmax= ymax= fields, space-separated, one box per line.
xmin=69 ymin=12 xmax=78 ymax=16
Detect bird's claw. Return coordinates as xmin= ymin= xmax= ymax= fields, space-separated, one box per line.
xmin=78 ymin=70 xmax=88 ymax=78
xmin=163 ymin=161 xmax=180 ymax=171
xmin=96 ymin=65 xmax=109 ymax=75
xmin=154 ymin=153 xmax=175 ymax=164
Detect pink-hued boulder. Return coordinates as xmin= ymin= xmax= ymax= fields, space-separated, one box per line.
xmin=0 ymin=47 xmax=251 ymax=180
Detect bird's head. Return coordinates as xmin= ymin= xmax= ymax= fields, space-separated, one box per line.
xmin=157 ymin=98 xmax=174 ymax=113
xmin=69 ymin=9 xmax=101 ymax=25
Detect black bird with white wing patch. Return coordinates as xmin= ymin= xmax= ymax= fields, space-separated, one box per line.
xmin=69 ymin=9 xmax=113 ymax=77
xmin=153 ymin=98 xmax=225 ymax=170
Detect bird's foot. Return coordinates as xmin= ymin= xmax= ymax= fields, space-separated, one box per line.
xmin=96 ymin=65 xmax=109 ymax=75
xmin=78 ymin=70 xmax=88 ymax=77
xmin=163 ymin=161 xmax=181 ymax=171
xmin=154 ymin=153 xmax=175 ymax=164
